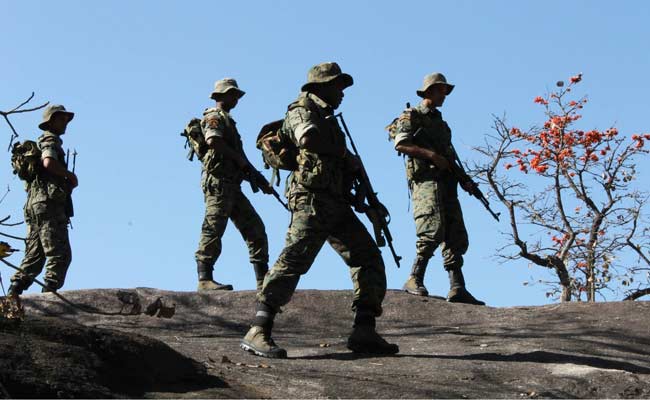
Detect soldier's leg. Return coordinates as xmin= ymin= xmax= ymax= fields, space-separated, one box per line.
xmin=194 ymin=184 xmax=235 ymax=291
xmin=230 ymin=191 xmax=269 ymax=290
xmin=440 ymin=198 xmax=484 ymax=305
xmin=406 ymin=180 xmax=445 ymax=296
xmin=242 ymin=205 xmax=327 ymax=358
xmin=9 ymin=221 xmax=45 ymax=295
xmin=40 ymin=217 xmax=72 ymax=292
xmin=257 ymin=205 xmax=326 ymax=311
xmin=327 ymin=208 xmax=398 ymax=355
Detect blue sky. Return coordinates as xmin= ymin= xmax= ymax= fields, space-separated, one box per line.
xmin=1 ymin=1 xmax=649 ymax=306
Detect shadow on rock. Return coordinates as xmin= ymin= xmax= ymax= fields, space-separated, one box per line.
xmin=0 ymin=316 xmax=226 ymax=398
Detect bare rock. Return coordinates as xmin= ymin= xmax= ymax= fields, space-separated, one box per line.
xmin=1 ymin=288 xmax=648 ymax=398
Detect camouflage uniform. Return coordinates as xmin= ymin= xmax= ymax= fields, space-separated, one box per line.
xmin=10 ymin=106 xmax=74 ymax=294
xmin=258 ymin=91 xmax=387 ymax=316
xmin=242 ymin=63 xmax=397 ymax=359
xmin=195 ymin=79 xmax=269 ymax=290
xmin=392 ymin=72 xmax=484 ymax=305
xmin=393 ymin=103 xmax=468 ymax=268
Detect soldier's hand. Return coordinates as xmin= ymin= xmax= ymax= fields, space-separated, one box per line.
xmin=260 ymin=182 xmax=274 ymax=195
xmin=66 ymin=172 xmax=78 ymax=189
xmin=237 ymin=157 xmax=250 ymax=170
xmin=345 ymin=154 xmax=362 ymax=174
xmin=430 ymin=153 xmax=450 ymax=171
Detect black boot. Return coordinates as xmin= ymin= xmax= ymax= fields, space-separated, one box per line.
xmin=347 ymin=310 xmax=399 ymax=355
xmin=446 ymin=268 xmax=485 ymax=306
xmin=197 ymin=262 xmax=233 ymax=291
xmin=253 ymin=263 xmax=268 ymax=291
xmin=7 ymin=283 xmax=23 ymax=297
xmin=402 ymin=257 xmax=429 ymax=296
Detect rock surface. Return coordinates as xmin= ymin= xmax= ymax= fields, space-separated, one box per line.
xmin=2 ymin=288 xmax=650 ymax=398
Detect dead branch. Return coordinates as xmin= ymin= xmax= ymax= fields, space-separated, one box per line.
xmin=1 ymin=92 xmax=49 ymax=150
xmin=623 ymin=288 xmax=650 ymax=301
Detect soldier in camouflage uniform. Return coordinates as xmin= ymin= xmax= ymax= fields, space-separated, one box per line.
xmin=241 ymin=62 xmax=399 ymax=359
xmin=195 ymin=78 xmax=273 ymax=292
xmin=391 ymin=73 xmax=485 ymax=305
xmin=8 ymin=105 xmax=78 ymax=296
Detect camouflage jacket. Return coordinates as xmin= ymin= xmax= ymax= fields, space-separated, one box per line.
xmin=283 ymin=92 xmax=348 ymax=203
xmin=392 ymin=102 xmax=456 ymax=183
xmin=28 ymin=131 xmax=69 ymax=208
xmin=201 ymin=107 xmax=246 ymax=188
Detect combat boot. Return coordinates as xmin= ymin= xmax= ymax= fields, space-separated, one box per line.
xmin=7 ymin=283 xmax=22 ymax=297
xmin=402 ymin=257 xmax=429 ymax=296
xmin=6 ymin=284 xmax=22 ymax=308
xmin=446 ymin=267 xmax=485 ymax=306
xmin=253 ymin=262 xmax=268 ymax=291
xmin=347 ymin=325 xmax=399 ymax=355
xmin=241 ymin=326 xmax=287 ymax=358
xmin=197 ymin=262 xmax=233 ymax=292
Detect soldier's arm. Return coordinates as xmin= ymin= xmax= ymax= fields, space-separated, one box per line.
xmin=287 ymin=107 xmax=345 ymax=157
xmin=395 ymin=143 xmax=450 ymax=171
xmin=203 ymin=114 xmax=248 ymax=168
xmin=205 ymin=136 xmax=248 ymax=168
xmin=40 ymin=138 xmax=78 ymax=188
xmin=393 ymin=111 xmax=450 ymax=170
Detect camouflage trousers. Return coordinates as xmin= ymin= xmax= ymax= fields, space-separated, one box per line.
xmin=11 ymin=203 xmax=71 ymax=291
xmin=258 ymin=193 xmax=387 ymax=316
xmin=195 ymin=179 xmax=268 ymax=268
xmin=410 ymin=179 xmax=468 ymax=270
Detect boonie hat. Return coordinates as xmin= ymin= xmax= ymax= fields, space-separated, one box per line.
xmin=301 ymin=62 xmax=353 ymax=92
xmin=416 ymin=72 xmax=454 ymax=97
xmin=210 ymin=78 xmax=246 ymax=100
xmin=38 ymin=104 xmax=74 ymax=131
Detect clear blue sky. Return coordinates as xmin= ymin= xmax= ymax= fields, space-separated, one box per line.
xmin=2 ymin=1 xmax=649 ymax=306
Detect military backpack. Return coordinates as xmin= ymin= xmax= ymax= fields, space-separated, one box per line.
xmin=181 ymin=118 xmax=208 ymax=162
xmin=11 ymin=140 xmax=42 ymax=182
xmin=256 ymin=119 xmax=298 ymax=186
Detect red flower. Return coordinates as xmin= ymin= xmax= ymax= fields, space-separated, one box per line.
xmin=504 ymin=163 xmax=513 ymax=170
xmin=570 ymin=73 xmax=583 ymax=84
xmin=533 ymin=96 xmax=548 ymax=105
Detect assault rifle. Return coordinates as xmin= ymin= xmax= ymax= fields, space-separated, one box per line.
xmin=448 ymin=144 xmax=500 ymax=221
xmin=64 ymin=149 xmax=77 ymax=220
xmin=334 ymin=112 xmax=402 ymax=268
xmin=245 ymin=163 xmax=289 ymax=211
xmin=412 ymin=128 xmax=500 ymax=221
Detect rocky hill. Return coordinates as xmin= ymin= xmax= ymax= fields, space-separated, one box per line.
xmin=1 ymin=288 xmax=650 ymax=398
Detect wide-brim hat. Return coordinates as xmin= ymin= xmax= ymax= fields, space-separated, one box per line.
xmin=210 ymin=78 xmax=246 ymax=100
xmin=301 ymin=62 xmax=353 ymax=92
xmin=38 ymin=104 xmax=75 ymax=131
xmin=416 ymin=72 xmax=454 ymax=97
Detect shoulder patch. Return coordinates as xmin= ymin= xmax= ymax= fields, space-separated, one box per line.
xmin=206 ymin=116 xmax=220 ymax=129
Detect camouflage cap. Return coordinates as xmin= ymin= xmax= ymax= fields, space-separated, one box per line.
xmin=38 ymin=104 xmax=75 ymax=131
xmin=301 ymin=62 xmax=353 ymax=92
xmin=416 ymin=72 xmax=455 ymax=97
xmin=210 ymin=78 xmax=246 ymax=100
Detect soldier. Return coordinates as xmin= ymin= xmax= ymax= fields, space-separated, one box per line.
xmin=195 ymin=78 xmax=272 ymax=292
xmin=8 ymin=105 xmax=77 ymax=296
xmin=391 ymin=73 xmax=485 ymax=305
xmin=240 ymin=62 xmax=399 ymax=358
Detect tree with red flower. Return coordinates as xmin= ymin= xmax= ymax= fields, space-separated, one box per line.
xmin=471 ymin=75 xmax=650 ymax=302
